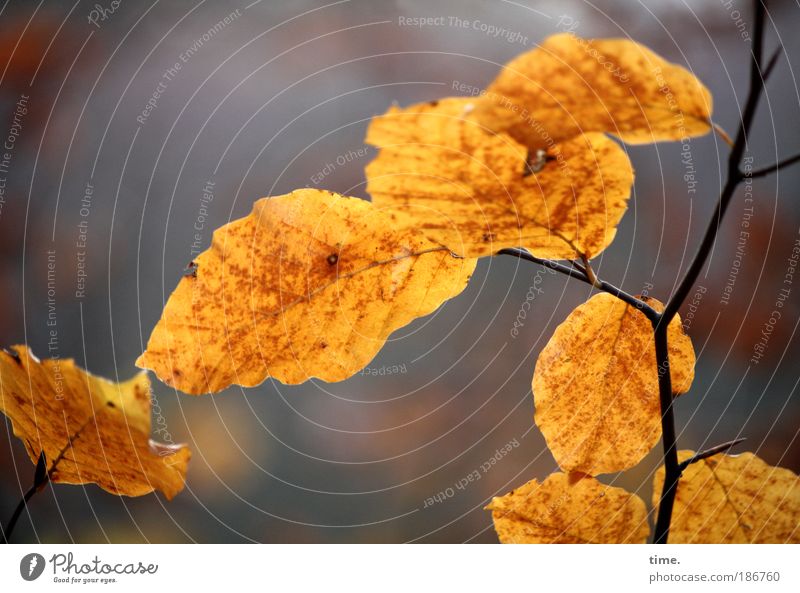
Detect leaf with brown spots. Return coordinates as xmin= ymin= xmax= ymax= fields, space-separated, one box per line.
xmin=533 ymin=293 xmax=695 ymax=475
xmin=486 ymin=472 xmax=649 ymax=543
xmin=365 ymin=97 xmax=633 ymax=259
xmin=0 ymin=346 xmax=189 ymax=499
xmin=472 ymin=33 xmax=712 ymax=149
xmin=654 ymin=451 xmax=800 ymax=543
xmin=136 ymin=189 xmax=475 ymax=394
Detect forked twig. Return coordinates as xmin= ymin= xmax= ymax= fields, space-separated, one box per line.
xmin=652 ymin=0 xmax=786 ymax=544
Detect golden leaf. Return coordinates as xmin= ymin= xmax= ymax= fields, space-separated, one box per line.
xmin=365 ymin=97 xmax=633 ymax=259
xmin=533 ymin=293 xmax=695 ymax=475
xmin=136 ymin=189 xmax=475 ymax=394
xmin=473 ymin=33 xmax=712 ymax=148
xmin=0 ymin=346 xmax=189 ymax=499
xmin=486 ymin=472 xmax=649 ymax=543
xmin=654 ymin=451 xmax=800 ymax=543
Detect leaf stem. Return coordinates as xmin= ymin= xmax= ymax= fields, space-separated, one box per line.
xmin=580 ymin=254 xmax=602 ymax=289
xmin=652 ymin=0 xmax=770 ymax=544
xmin=711 ymin=122 xmax=734 ymax=147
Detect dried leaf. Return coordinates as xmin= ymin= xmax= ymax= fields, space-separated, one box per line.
xmin=654 ymin=451 xmax=800 ymax=543
xmin=533 ymin=293 xmax=695 ymax=475
xmin=486 ymin=472 xmax=649 ymax=543
xmin=0 ymin=346 xmax=189 ymax=499
xmin=365 ymin=97 xmax=633 ymax=259
xmin=473 ymin=33 xmax=712 ymax=148
xmin=137 ymin=189 xmax=475 ymax=393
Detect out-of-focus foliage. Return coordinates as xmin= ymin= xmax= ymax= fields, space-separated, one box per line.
xmin=0 ymin=346 xmax=189 ymax=499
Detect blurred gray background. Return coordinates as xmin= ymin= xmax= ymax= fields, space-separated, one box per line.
xmin=1 ymin=0 xmax=799 ymax=542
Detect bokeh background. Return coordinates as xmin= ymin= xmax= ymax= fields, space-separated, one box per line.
xmin=1 ymin=0 xmax=799 ymax=543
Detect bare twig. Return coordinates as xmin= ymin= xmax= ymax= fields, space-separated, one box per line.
xmin=497 ymin=248 xmax=661 ymax=321
xmin=1 ymin=416 xmax=93 ymax=543
xmin=651 ymin=323 xmax=678 ymax=544
xmin=498 ymin=247 xmax=588 ymax=283
xmin=762 ymin=46 xmax=782 ymax=82
xmin=678 ymin=438 xmax=747 ymax=470
xmin=0 ymin=453 xmax=49 ymax=545
xmin=652 ymin=0 xmax=770 ymax=544
xmin=749 ymin=152 xmax=800 ymax=178
xmin=660 ymin=7 xmax=768 ymax=329
xmin=570 ymin=258 xmax=588 ymax=276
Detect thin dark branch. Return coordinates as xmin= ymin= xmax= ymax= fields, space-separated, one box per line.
xmin=749 ymin=152 xmax=800 ymax=178
xmin=579 ymin=279 xmax=661 ymax=323
xmin=1 ymin=452 xmax=50 ymax=545
xmin=570 ymin=258 xmax=588 ymax=276
xmin=1 ymin=417 xmax=93 ymax=543
xmin=730 ymin=0 xmax=767 ymax=161
xmin=498 ymin=247 xmax=589 ymax=283
xmin=651 ymin=323 xmax=679 ymax=544
xmin=762 ymin=46 xmax=782 ymax=82
xmin=497 ymin=248 xmax=661 ymax=322
xmin=0 ymin=484 xmax=40 ymax=545
xmin=661 ymin=3 xmax=767 ymax=328
xmin=678 ymin=438 xmax=748 ymax=470
xmin=652 ymin=0 xmax=769 ymax=545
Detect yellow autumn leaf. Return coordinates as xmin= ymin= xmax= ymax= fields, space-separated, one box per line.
xmin=533 ymin=293 xmax=695 ymax=475
xmin=136 ymin=189 xmax=475 ymax=394
xmin=365 ymin=97 xmax=633 ymax=259
xmin=0 ymin=346 xmax=189 ymax=499
xmin=654 ymin=451 xmax=800 ymax=543
xmin=473 ymin=33 xmax=712 ymax=148
xmin=486 ymin=472 xmax=649 ymax=543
